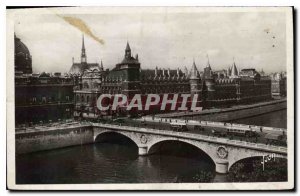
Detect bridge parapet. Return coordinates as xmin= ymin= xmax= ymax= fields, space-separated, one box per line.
xmin=140 ymin=117 xmax=287 ymax=135
xmin=92 ymin=123 xmax=287 ymax=155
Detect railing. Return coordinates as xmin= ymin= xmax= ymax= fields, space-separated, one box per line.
xmin=140 ymin=117 xmax=287 ymax=133
xmin=139 ymin=116 xmax=287 ymax=134
xmin=92 ymin=123 xmax=287 ymax=155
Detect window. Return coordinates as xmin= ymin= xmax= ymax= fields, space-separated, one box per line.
xmin=93 ymin=83 xmax=98 ymax=89
xmin=42 ymin=97 xmax=46 ymax=103
xmin=66 ymin=96 xmax=70 ymax=101
xmin=83 ymin=82 xmax=89 ymax=89
xmin=86 ymin=96 xmax=90 ymax=103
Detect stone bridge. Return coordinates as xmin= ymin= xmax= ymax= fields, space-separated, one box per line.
xmin=92 ymin=123 xmax=287 ymax=174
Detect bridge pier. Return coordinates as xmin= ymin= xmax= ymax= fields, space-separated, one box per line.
xmin=215 ymin=160 xmax=229 ymax=174
xmin=138 ymin=146 xmax=148 ymax=156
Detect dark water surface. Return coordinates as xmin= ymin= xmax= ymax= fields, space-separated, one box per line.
xmin=16 ymin=142 xmax=215 ymax=184
xmin=229 ymin=109 xmax=287 ymax=128
xmin=16 ymin=109 xmax=287 ymax=184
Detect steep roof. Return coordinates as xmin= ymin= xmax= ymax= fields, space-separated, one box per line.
xmin=69 ymin=62 xmax=100 ymax=75
xmin=190 ymin=60 xmax=199 ymax=79
xmin=231 ymin=62 xmax=238 ymax=76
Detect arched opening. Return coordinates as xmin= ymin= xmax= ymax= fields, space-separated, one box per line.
xmin=147 ymin=140 xmax=216 ymax=182
xmin=94 ymin=132 xmax=138 ymax=158
xmin=228 ymin=156 xmax=287 ymax=182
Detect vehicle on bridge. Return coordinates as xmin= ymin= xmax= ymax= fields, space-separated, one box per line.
xmin=264 ymin=132 xmax=287 ymax=146
xmin=170 ymin=122 xmax=188 ymax=132
xmin=209 ymin=126 xmax=258 ymax=138
xmin=226 ymin=127 xmax=258 ymax=137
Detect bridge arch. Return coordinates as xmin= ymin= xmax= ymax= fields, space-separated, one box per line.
xmin=227 ymin=148 xmax=287 ymax=170
xmin=228 ymin=153 xmax=287 ymax=172
xmin=147 ymin=138 xmax=217 ymax=167
xmin=228 ymin=155 xmax=288 ymax=182
xmin=94 ymin=130 xmax=140 ymax=149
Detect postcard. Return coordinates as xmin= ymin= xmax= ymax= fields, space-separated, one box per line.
xmin=6 ymin=6 xmax=294 ymax=190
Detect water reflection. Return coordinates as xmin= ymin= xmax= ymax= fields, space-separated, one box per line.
xmin=16 ymin=141 xmax=215 ymax=184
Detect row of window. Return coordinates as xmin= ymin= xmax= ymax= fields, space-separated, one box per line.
xmin=16 ymin=96 xmax=71 ymax=105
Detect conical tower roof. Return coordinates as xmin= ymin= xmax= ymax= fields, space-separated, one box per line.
xmin=190 ymin=59 xmax=199 ymax=79
xmin=125 ymin=41 xmax=131 ymax=51
xmin=231 ymin=62 xmax=238 ymax=76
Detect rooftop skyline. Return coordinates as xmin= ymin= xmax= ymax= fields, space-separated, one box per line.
xmin=13 ymin=8 xmax=287 ymax=74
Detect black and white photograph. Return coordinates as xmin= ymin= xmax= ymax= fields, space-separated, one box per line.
xmin=6 ymin=6 xmax=294 ymax=190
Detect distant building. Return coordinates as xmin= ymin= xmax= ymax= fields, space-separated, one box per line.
xmin=14 ymin=35 xmax=74 ymax=125
xmin=271 ymin=72 xmax=287 ymax=98
xmin=72 ymin=39 xmax=273 ymax=119
xmin=14 ymin=34 xmax=32 ymax=74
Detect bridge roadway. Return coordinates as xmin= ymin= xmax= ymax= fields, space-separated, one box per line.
xmin=92 ymin=122 xmax=287 ymax=174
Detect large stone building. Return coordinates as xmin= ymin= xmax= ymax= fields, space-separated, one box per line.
xmin=72 ymin=39 xmax=272 ymax=119
xmin=14 ymin=35 xmax=74 ymax=125
xmin=271 ymin=72 xmax=287 ymax=98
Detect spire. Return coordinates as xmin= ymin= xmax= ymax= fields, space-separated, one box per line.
xmin=230 ymin=58 xmax=238 ymax=77
xmin=82 ymin=34 xmax=85 ymax=50
xmin=125 ymin=41 xmax=131 ymax=59
xmin=126 ymin=41 xmax=131 ymax=51
xmin=184 ymin=66 xmax=189 ymax=76
xmin=100 ymin=59 xmax=104 ymax=70
xmin=206 ymin=54 xmax=211 ymax=68
xmin=190 ymin=59 xmax=199 ymax=79
xmin=81 ymin=34 xmax=87 ymax=63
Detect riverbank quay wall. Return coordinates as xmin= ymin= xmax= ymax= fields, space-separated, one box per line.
xmin=15 ymin=123 xmax=93 ymax=154
xmin=156 ymin=99 xmax=287 ymax=121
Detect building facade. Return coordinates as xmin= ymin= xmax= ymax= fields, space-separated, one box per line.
xmin=271 ymin=72 xmax=287 ymax=98
xmin=14 ymin=35 xmax=74 ymax=125
xmin=72 ymin=40 xmax=273 ymax=119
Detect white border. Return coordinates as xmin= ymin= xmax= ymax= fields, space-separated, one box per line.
xmin=6 ymin=6 xmax=294 ymax=190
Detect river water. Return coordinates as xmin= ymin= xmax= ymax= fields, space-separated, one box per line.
xmin=16 ymin=109 xmax=287 ymax=184
xmin=228 ymin=109 xmax=287 ymax=129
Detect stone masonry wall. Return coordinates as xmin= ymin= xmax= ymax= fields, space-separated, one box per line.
xmin=15 ymin=126 xmax=94 ymax=154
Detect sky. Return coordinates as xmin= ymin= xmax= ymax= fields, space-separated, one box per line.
xmin=12 ymin=8 xmax=288 ymax=74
